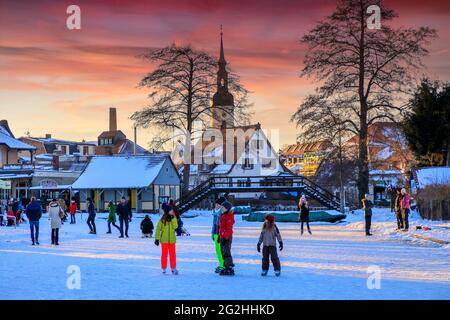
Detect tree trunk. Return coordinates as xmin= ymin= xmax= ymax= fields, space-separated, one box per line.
xmin=338 ymin=133 xmax=345 ymax=213
xmin=447 ymin=134 xmax=450 ymax=166
xmin=357 ymin=117 xmax=369 ymax=204
xmin=357 ymin=3 xmax=369 ymax=206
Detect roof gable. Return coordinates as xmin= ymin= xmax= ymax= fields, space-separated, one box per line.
xmin=71 ymin=155 xmax=168 ymax=189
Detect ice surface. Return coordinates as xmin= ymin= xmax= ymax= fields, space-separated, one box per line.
xmin=0 ymin=208 xmax=449 ymax=300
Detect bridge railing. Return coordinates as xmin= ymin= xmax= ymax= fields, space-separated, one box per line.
xmin=178 ymin=175 xmax=341 ymax=209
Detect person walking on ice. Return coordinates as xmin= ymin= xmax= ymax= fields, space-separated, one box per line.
xmin=48 ymin=199 xmax=64 ymax=245
xmin=106 ymin=200 xmax=121 ymax=234
xmin=25 ymin=197 xmax=42 ymax=245
xmin=219 ymin=201 xmax=235 ymax=276
xmin=361 ymin=194 xmax=373 ymax=236
xmin=69 ymin=198 xmax=77 ymax=224
xmin=86 ymin=198 xmax=97 ymax=235
xmin=257 ymin=214 xmax=283 ymax=277
xmin=117 ymin=197 xmax=132 ymax=238
xmin=299 ymin=194 xmax=312 ymax=235
xmin=155 ymin=203 xmax=179 ymax=275
xmin=212 ymin=196 xmax=226 ymax=273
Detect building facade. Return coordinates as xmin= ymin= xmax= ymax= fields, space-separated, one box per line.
xmin=72 ymin=154 xmax=181 ymax=212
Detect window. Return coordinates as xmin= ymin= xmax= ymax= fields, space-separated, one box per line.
xmin=159 ymin=186 xmax=165 ymax=196
xmin=169 ymin=186 xmax=176 ymax=199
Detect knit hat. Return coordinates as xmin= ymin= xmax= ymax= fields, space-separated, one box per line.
xmin=215 ymin=196 xmax=226 ymax=205
xmin=162 ymin=203 xmax=172 ymax=214
xmin=265 ymin=214 xmax=275 ymax=223
xmin=222 ymin=201 xmax=232 ymax=211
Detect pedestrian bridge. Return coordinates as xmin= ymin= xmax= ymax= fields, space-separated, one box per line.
xmin=177 ymin=175 xmax=343 ymax=214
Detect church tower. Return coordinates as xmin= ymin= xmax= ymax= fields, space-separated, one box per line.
xmin=212 ymin=27 xmax=235 ymax=129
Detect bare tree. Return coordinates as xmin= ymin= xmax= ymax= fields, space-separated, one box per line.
xmin=293 ymin=0 xmax=436 ymax=203
xmin=131 ymin=44 xmax=252 ymax=194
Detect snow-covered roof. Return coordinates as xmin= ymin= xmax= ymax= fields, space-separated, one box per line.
xmin=0 ymin=126 xmax=36 ymax=150
xmin=415 ymin=167 xmax=450 ymax=188
xmin=71 ymin=155 xmax=167 ymax=189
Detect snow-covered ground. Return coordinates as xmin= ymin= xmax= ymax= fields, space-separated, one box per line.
xmin=0 ymin=208 xmax=449 ymax=300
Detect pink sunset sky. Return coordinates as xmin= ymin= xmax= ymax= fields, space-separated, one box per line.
xmin=1 ymin=0 xmax=449 ymax=147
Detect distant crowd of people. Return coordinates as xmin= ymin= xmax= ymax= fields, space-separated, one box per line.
xmin=1 ymin=187 xmax=413 ymax=277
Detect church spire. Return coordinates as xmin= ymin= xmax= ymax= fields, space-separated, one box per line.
xmin=219 ymin=25 xmax=226 ymax=65
xmin=212 ymin=25 xmax=235 ymax=129
xmin=217 ymin=25 xmax=229 ymax=92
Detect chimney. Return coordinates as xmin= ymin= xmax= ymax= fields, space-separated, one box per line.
xmin=45 ymin=134 xmax=52 ymax=139
xmin=52 ymin=154 xmax=60 ymax=170
xmin=109 ymin=108 xmax=117 ymax=132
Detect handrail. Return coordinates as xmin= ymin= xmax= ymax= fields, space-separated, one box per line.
xmin=178 ymin=175 xmax=344 ymax=211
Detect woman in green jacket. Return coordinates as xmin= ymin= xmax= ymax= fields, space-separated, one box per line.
xmin=107 ymin=201 xmax=121 ymax=234
xmin=155 ymin=203 xmax=178 ymax=275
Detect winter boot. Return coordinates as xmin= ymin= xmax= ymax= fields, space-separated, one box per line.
xmin=162 ymin=269 xmax=167 ymax=275
xmin=220 ymin=268 xmax=235 ymax=276
xmin=36 ymin=241 xmax=40 ymax=245
xmin=172 ymin=269 xmax=179 ymax=275
xmin=261 ymin=270 xmax=268 ymax=277
xmin=308 ymin=229 xmax=312 ymax=235
xmin=275 ymin=270 xmax=281 ymax=277
xmin=32 ymin=241 xmax=35 ymax=246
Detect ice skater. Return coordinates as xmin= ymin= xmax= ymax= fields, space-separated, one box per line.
xmin=155 ymin=203 xmax=179 ymax=275
xmin=141 ymin=215 xmax=154 ymax=238
xmin=106 ymin=200 xmax=121 ymax=234
xmin=212 ymin=196 xmax=226 ymax=273
xmin=219 ymin=201 xmax=235 ymax=276
xmin=117 ymin=197 xmax=132 ymax=238
xmin=86 ymin=198 xmax=97 ymax=234
xmin=257 ymin=214 xmax=283 ymax=277
xmin=299 ymin=194 xmax=312 ymax=235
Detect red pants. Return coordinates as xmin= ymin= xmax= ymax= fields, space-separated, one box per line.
xmin=161 ymin=243 xmax=176 ymax=269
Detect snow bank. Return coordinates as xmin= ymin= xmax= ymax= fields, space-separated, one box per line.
xmin=344 ymin=208 xmax=450 ymax=246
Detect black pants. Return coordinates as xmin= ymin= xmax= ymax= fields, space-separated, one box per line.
xmin=108 ymin=221 xmax=121 ymax=233
xmin=220 ymin=237 xmax=234 ymax=269
xmin=402 ymin=208 xmax=410 ymax=230
xmin=51 ymin=228 xmax=59 ymax=244
xmin=119 ymin=216 xmax=129 ymax=237
xmin=396 ymin=210 xmax=404 ymax=229
xmin=87 ymin=214 xmax=96 ymax=233
xmin=262 ymin=245 xmax=281 ymax=271
xmin=365 ymin=215 xmax=372 ymax=235
xmin=301 ymin=221 xmax=311 ymax=234
xmin=70 ymin=214 xmax=76 ymax=224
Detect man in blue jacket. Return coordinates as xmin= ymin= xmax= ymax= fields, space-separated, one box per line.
xmin=25 ymin=197 xmax=42 ymax=245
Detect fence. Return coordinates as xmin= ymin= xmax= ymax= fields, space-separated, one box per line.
xmin=417 ymin=199 xmax=450 ymax=221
